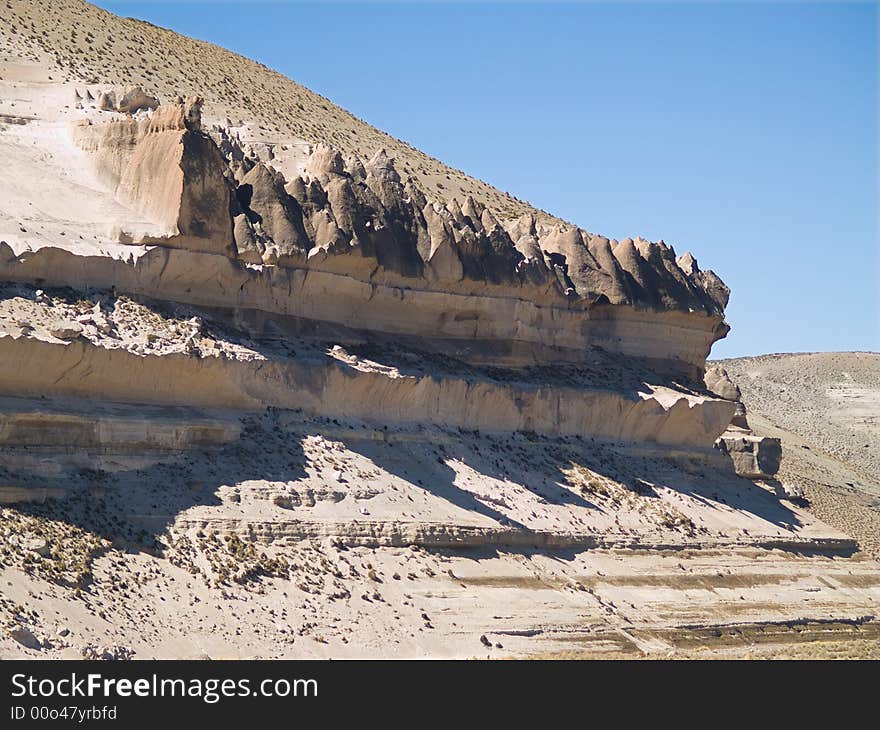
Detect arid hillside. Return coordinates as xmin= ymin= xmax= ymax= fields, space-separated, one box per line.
xmin=0 ymin=1 xmax=878 ymax=661
xmin=717 ymin=352 xmax=880 ymax=558
xmin=0 ymin=0 xmax=557 ymax=225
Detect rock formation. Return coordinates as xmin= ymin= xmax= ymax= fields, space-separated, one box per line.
xmin=3 ymin=85 xmax=742 ymax=452
xmin=716 ymin=433 xmax=783 ymax=480
xmin=96 ymin=85 xmax=159 ymax=115
xmin=705 ymin=364 xmax=782 ymax=478
xmin=60 ymin=96 xmax=732 ymax=376
xmin=74 ymin=96 xmax=234 ymax=255
xmin=2 ymin=0 xmax=877 ymax=661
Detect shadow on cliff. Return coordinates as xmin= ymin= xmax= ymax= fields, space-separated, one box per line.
xmin=13 ymin=409 xmax=805 ymax=564
xmin=595 ymin=448 xmax=805 ymax=532
xmin=337 ymin=434 xmax=528 ymax=529
xmin=13 ymin=413 xmax=606 ymax=552
xmin=13 ymin=410 xmax=311 ymax=552
xmin=338 ymin=428 xmax=601 ymax=526
xmin=344 ymin=341 xmax=708 ymax=396
xmin=682 ymin=473 xmax=802 ymax=529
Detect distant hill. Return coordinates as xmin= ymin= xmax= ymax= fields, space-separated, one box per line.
xmin=716 ymin=352 xmax=880 ymax=557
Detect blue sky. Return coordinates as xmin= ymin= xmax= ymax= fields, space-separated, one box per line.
xmin=94 ymin=1 xmax=877 ymax=358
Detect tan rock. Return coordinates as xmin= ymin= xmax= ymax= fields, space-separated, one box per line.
xmin=717 ymin=433 xmax=782 ymax=478
xmin=239 ymin=163 xmax=310 ymax=263
xmin=704 ymin=365 xmax=741 ymax=401
xmin=116 ymin=97 xmax=234 ymax=255
xmin=49 ymin=322 xmax=83 ymax=340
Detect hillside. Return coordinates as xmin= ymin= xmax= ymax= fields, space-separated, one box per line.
xmin=0 ymin=1 xmax=877 ymax=660
xmin=0 ymin=0 xmax=557 ymax=225
xmin=717 ymin=352 xmax=880 ymax=558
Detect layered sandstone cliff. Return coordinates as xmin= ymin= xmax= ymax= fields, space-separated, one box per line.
xmin=2 ymin=2 xmax=879 ymax=662
xmin=41 ymin=95 xmax=729 ymax=377
xmin=0 ymin=87 xmax=739 ymax=449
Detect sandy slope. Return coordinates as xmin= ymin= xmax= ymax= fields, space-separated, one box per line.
xmin=1 ymin=399 xmax=877 ymax=660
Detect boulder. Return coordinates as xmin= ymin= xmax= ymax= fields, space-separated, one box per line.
xmin=776 ymin=482 xmax=807 ymax=504
xmin=95 ymin=86 xmax=159 ymax=114
xmin=704 ymin=366 xmax=751 ymax=429
xmin=24 ymin=537 xmax=51 ymax=557
xmin=704 ymin=365 xmax=741 ymax=401
xmin=7 ymin=625 xmax=41 ymax=650
xmin=49 ymin=322 xmax=83 ymax=340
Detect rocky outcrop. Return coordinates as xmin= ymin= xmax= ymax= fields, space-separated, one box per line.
xmin=271 ymin=144 xmax=730 ymax=320
xmin=75 ymin=96 xmax=235 ymax=255
xmin=705 ymin=364 xmax=749 ymax=429
xmin=117 ymin=96 xmax=234 ymax=255
xmin=0 ymin=331 xmax=735 ymax=449
xmin=0 ymin=241 xmax=729 ymax=373
xmin=95 ymin=86 xmax=159 ymax=115
xmin=66 ymin=96 xmax=731 ymax=376
xmin=705 ymin=365 xmax=741 ymax=401
xmin=77 ymin=104 xmax=730 ymax=316
xmin=235 ymin=162 xmax=310 ymax=265
xmin=0 ymin=398 xmax=240 ymax=498
xmin=72 ymin=115 xmax=150 ymax=189
xmin=4 ymin=2 xmax=878 ymax=664
xmin=716 ymin=433 xmax=782 ymax=479
xmin=705 ymin=365 xmax=781 ymax=478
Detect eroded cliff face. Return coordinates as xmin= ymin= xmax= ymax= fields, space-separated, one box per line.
xmin=52 ymin=96 xmax=731 ymax=375
xmin=0 ymin=83 xmax=738 ymax=451
xmin=1 ymin=6 xmax=878 ymax=662
xmin=220 ymin=133 xmax=731 ymax=322
xmin=0 ymin=76 xmax=750 ymax=523
xmin=73 ymin=96 xmax=234 ymax=255
xmin=0 ymin=284 xmax=734 ymax=449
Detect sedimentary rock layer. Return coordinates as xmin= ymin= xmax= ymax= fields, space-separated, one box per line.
xmin=0 ymin=242 xmax=725 ymax=371
xmin=0 ymin=397 xmax=240 ymax=496
xmin=0 ymin=398 xmax=239 ymax=453
xmin=50 ymin=97 xmax=731 ymax=373
xmin=0 ymin=332 xmax=735 ymax=448
xmin=176 ymin=516 xmax=857 ymax=553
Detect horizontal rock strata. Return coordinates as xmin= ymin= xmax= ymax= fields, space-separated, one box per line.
xmin=0 ymin=242 xmax=725 ymax=372
xmin=175 ymin=516 xmax=858 ymax=553
xmin=50 ymin=97 xmax=731 ymax=374
xmin=0 ymin=332 xmax=735 ymax=448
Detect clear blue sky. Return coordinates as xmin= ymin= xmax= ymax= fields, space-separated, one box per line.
xmin=94 ymin=1 xmax=877 ymax=358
